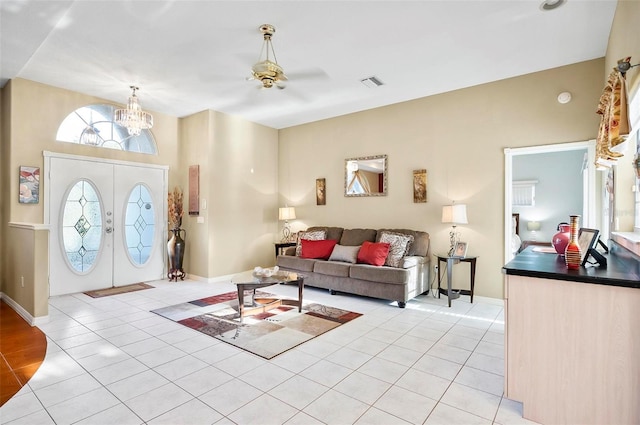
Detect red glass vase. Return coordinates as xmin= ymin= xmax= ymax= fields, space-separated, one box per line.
xmin=564 ymin=215 xmax=582 ymax=270
xmin=552 ymin=223 xmax=571 ymax=255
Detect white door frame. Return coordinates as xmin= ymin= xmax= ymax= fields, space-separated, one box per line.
xmin=503 ymin=140 xmax=597 ymax=264
xmin=43 ymin=151 xmax=169 ymax=290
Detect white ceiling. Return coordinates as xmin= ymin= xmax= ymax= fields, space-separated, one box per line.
xmin=1 ymin=1 xmax=617 ymax=129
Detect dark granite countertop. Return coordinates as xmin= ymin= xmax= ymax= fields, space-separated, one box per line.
xmin=502 ymin=245 xmax=640 ymax=289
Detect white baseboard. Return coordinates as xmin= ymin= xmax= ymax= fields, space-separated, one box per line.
xmin=0 ymin=293 xmax=49 ymax=326
xmin=474 ymin=295 xmax=504 ymax=306
xmin=186 ymin=273 xmax=234 ymax=284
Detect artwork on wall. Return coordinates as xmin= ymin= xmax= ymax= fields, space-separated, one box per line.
xmin=19 ymin=166 xmax=40 ymax=204
xmin=413 ymin=169 xmax=427 ymax=203
xmin=316 ymin=178 xmax=326 ymax=205
xmin=189 ymin=165 xmax=199 ymax=216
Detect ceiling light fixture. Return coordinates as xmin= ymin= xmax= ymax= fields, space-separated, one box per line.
xmin=251 ymin=24 xmax=287 ymax=89
xmin=540 ymin=0 xmax=566 ymax=11
xmin=114 ymin=86 xmax=153 ymax=136
xmin=80 ymin=126 xmax=100 ymax=146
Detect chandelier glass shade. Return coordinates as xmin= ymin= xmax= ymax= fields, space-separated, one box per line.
xmin=114 ymin=86 xmax=153 ymax=136
xmin=251 ymin=24 xmax=287 ymax=89
xmin=80 ymin=125 xmax=100 ymax=146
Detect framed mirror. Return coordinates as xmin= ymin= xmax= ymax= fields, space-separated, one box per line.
xmin=345 ymin=154 xmax=387 ymax=197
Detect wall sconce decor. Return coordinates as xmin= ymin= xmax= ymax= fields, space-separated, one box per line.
xmin=413 ymin=169 xmax=427 ymax=203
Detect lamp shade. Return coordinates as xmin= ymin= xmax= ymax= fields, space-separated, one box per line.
xmin=278 ymin=207 xmax=296 ymax=221
xmin=527 ymin=221 xmax=541 ymax=231
xmin=442 ymin=204 xmax=468 ymax=225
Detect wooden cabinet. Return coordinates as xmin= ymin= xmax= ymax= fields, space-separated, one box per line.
xmin=504 ymin=274 xmax=640 ymax=424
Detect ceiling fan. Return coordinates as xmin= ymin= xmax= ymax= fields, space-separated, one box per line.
xmin=249 ymin=24 xmax=287 ymax=89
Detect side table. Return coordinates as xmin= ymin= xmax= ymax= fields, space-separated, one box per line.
xmin=435 ymin=254 xmax=478 ymax=307
xmin=274 ymin=242 xmax=296 ymax=258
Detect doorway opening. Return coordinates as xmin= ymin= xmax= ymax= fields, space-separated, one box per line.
xmin=503 ymin=140 xmax=597 ymax=263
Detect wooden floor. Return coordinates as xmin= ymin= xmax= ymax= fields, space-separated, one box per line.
xmin=0 ymin=299 xmax=46 ymax=406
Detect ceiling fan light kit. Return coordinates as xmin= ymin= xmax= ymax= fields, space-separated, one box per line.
xmin=114 ymin=86 xmax=154 ymax=136
xmin=251 ymin=24 xmax=287 ymax=89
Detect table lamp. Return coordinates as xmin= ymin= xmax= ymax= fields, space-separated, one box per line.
xmin=527 ymin=220 xmax=541 ymax=240
xmin=278 ymin=206 xmax=296 ymax=242
xmin=442 ymin=203 xmax=468 ymax=256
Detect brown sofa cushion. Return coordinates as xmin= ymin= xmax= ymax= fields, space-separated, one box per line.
xmin=349 ymin=264 xmax=409 ymax=285
xmin=313 ymin=260 xmax=350 ymax=277
xmin=340 ymin=228 xmax=377 ymax=246
xmin=307 ymin=226 xmax=344 ymax=242
xmin=277 ymin=255 xmax=316 ymax=272
xmin=377 ymin=229 xmax=429 ymax=257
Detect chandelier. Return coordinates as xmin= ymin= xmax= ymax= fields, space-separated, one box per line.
xmin=80 ymin=125 xmax=100 ymax=146
xmin=251 ymin=24 xmax=287 ymax=89
xmin=114 ymin=86 xmax=153 ymax=136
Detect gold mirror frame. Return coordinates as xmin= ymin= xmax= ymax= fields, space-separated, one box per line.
xmin=344 ymin=154 xmax=388 ymax=197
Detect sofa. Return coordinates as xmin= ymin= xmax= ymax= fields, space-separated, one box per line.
xmin=276 ymin=226 xmax=431 ymax=308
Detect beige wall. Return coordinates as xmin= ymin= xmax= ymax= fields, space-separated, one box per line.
xmin=171 ymin=109 xmax=280 ymax=280
xmin=605 ymin=1 xmax=640 ymax=231
xmin=279 ymin=59 xmax=604 ymax=299
xmin=0 ymin=78 xmax=180 ymax=315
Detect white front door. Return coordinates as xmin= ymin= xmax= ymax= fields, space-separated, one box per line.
xmin=46 ymin=154 xmax=167 ymax=296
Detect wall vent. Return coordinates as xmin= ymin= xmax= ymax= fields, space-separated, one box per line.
xmin=360 ymin=76 xmax=384 ymax=88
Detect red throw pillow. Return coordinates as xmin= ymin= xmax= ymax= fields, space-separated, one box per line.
xmin=357 ymin=241 xmax=390 ymax=266
xmin=301 ymin=239 xmax=338 ymax=260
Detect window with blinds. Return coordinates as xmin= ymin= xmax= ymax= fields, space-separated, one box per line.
xmin=513 ymin=180 xmax=538 ymax=207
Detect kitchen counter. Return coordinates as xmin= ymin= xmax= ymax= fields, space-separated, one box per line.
xmin=502 ymin=244 xmax=640 ymax=288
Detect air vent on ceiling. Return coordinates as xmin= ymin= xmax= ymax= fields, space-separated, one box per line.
xmin=360 ymin=76 xmax=384 ymax=88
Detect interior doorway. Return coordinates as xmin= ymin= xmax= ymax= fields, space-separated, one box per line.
xmin=44 ymin=152 xmax=168 ymax=296
xmin=503 ymin=140 xmax=597 ymax=263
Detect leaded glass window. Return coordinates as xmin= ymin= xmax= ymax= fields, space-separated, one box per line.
xmin=56 ymin=104 xmax=158 ymax=154
xmin=125 ymin=184 xmax=156 ymax=265
xmin=62 ymin=180 xmax=103 ymax=273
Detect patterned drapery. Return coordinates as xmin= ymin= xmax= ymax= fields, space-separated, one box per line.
xmin=595 ymin=57 xmax=631 ymax=168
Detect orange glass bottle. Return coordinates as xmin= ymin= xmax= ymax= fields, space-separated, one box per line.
xmin=564 ymin=215 xmax=582 ymax=270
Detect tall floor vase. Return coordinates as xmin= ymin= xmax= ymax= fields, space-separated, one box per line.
xmin=564 ymin=215 xmax=582 ymax=270
xmin=168 ymin=228 xmax=186 ymax=281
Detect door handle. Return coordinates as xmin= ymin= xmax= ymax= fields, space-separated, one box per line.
xmin=105 ymin=227 xmax=113 ymax=234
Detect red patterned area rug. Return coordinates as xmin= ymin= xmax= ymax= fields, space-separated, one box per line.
xmin=151 ymin=291 xmax=362 ymax=359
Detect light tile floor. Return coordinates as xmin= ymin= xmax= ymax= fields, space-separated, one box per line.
xmin=0 ymin=279 xmax=541 ymax=425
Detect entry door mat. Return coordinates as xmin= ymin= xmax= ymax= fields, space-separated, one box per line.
xmin=84 ymin=283 xmax=154 ymax=298
xmin=151 ymin=291 xmax=362 ymax=359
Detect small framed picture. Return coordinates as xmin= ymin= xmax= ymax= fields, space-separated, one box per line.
xmin=578 ymin=228 xmax=600 ymax=265
xmin=316 ymin=178 xmax=326 ymax=205
xmin=413 ymin=169 xmax=427 ymax=203
xmin=453 ymin=242 xmax=468 ymax=258
xmin=19 ymin=166 xmax=40 ymax=204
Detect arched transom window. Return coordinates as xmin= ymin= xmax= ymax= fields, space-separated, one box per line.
xmin=56 ymin=104 xmax=158 ymax=155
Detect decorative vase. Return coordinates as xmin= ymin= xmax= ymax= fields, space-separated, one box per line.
xmin=564 ymin=215 xmax=582 ymax=270
xmin=552 ymin=223 xmax=571 ymax=255
xmin=167 ymin=228 xmax=186 ymax=281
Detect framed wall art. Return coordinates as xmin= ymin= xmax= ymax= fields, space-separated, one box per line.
xmin=413 ymin=169 xmax=427 ymax=203
xmin=189 ymin=165 xmax=199 ymax=215
xmin=316 ymin=178 xmax=326 ymax=205
xmin=19 ymin=166 xmax=40 ymax=204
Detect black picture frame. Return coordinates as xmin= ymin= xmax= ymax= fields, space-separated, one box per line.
xmin=578 ymin=228 xmax=600 ymax=265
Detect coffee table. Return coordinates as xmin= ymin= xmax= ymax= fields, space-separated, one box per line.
xmin=231 ymin=270 xmax=304 ymax=318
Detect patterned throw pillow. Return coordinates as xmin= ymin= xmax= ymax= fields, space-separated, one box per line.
xmin=295 ymin=230 xmax=327 ymax=256
xmin=379 ymin=231 xmax=414 ymax=267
